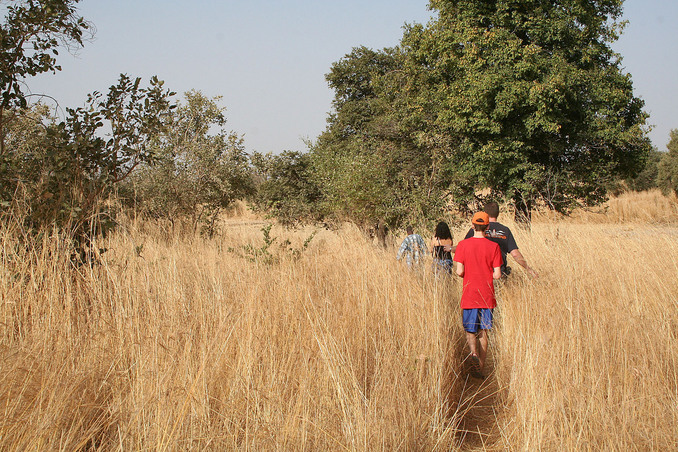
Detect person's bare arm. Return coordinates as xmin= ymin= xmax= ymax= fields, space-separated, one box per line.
xmin=493 ymin=267 xmax=502 ymax=280
xmin=456 ymin=262 xmax=464 ymax=277
xmin=509 ymin=249 xmax=538 ymax=278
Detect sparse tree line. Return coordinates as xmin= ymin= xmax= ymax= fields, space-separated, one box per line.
xmin=2 ymin=0 xmax=678 ymax=256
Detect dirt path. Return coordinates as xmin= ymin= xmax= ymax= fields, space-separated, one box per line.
xmin=443 ymin=340 xmax=505 ymax=450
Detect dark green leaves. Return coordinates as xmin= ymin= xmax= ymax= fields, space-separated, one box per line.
xmin=0 ymin=0 xmax=89 ymax=113
xmin=312 ymin=0 xmax=651 ymax=225
xmin=402 ymin=0 xmax=650 ymax=214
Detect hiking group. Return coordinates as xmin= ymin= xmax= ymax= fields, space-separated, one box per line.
xmin=396 ymin=202 xmax=538 ymax=379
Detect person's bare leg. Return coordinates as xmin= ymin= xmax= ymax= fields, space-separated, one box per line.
xmin=477 ymin=329 xmax=488 ymax=371
xmin=465 ymin=331 xmax=479 ymax=357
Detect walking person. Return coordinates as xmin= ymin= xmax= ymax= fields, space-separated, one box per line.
xmin=430 ymin=221 xmax=454 ymax=275
xmin=454 ymin=212 xmax=503 ymax=378
xmin=396 ymin=226 xmax=428 ymax=268
xmin=463 ymin=201 xmax=538 ymax=278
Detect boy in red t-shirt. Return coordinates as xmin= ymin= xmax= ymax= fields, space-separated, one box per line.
xmin=454 ymin=211 xmax=502 ymax=378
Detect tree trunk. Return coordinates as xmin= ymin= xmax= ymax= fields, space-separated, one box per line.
xmin=376 ymin=219 xmax=388 ymax=249
xmin=513 ymin=198 xmax=532 ymax=229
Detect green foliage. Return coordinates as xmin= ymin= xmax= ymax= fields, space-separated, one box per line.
xmin=0 ymin=0 xmax=90 ymax=154
xmin=400 ymin=0 xmax=651 ymax=216
xmin=0 ymin=103 xmax=51 ymax=199
xmin=122 ymin=91 xmax=254 ymax=236
xmin=227 ymin=223 xmax=317 ymax=265
xmin=251 ymin=150 xmax=322 ymax=226
xmin=626 ymin=148 xmax=661 ymax=192
xmin=658 ymin=129 xmax=678 ymax=196
xmin=228 ymin=223 xmax=276 ymax=265
xmin=0 ymin=75 xmax=175 ymax=258
xmin=310 ymin=46 xmax=448 ymax=229
xmin=313 ymin=0 xmax=652 ymax=226
xmin=0 ymin=3 xmax=180 ymax=260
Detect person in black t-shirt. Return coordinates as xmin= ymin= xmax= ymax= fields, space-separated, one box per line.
xmin=462 ymin=202 xmax=538 ymax=278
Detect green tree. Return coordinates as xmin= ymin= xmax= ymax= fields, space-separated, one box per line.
xmin=310 ymin=46 xmax=448 ymax=229
xmin=626 ymin=148 xmax=661 ymax=192
xmin=0 ymin=0 xmax=90 ymax=154
xmin=657 ymin=129 xmax=678 ymax=196
xmin=313 ymin=1 xmax=651 ymax=227
xmin=1 ymin=74 xmax=175 ymax=256
xmin=124 ymin=91 xmax=254 ymax=236
xmin=0 ymin=102 xmax=53 ymax=205
xmin=251 ymin=150 xmax=321 ymax=226
xmin=400 ymin=0 xmax=651 ymax=221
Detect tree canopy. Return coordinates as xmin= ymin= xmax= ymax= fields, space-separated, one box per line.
xmin=310 ymin=0 xmax=652 ymax=226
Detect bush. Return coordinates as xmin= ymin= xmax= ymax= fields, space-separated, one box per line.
xmin=627 ymin=148 xmax=661 ymax=191
xmin=1 ymin=75 xmax=175 ymax=259
xmin=658 ymin=129 xmax=678 ymax=196
xmin=251 ymin=151 xmax=322 ymax=226
xmin=122 ymin=91 xmax=254 ymax=236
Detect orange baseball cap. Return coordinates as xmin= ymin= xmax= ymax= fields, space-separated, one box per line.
xmin=471 ymin=211 xmax=490 ymax=225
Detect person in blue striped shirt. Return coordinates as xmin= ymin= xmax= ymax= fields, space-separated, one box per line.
xmin=396 ymin=226 xmax=428 ymax=267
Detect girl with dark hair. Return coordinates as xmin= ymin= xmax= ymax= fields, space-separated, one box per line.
xmin=431 ymin=221 xmax=454 ymax=274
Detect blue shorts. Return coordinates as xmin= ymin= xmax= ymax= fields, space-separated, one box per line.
xmin=462 ymin=308 xmax=494 ymax=333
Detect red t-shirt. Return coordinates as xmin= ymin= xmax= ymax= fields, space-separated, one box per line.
xmin=453 ymin=237 xmax=502 ymax=309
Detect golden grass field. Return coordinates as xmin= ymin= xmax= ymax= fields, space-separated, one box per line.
xmin=1 ymin=190 xmax=677 ymax=451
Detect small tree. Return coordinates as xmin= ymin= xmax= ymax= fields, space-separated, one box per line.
xmin=123 ymin=91 xmax=254 ymax=236
xmin=0 ymin=103 xmax=52 ymax=201
xmin=1 ymin=74 xmax=176 ymax=257
xmin=658 ymin=129 xmax=678 ymax=196
xmin=251 ymin=150 xmax=322 ymax=226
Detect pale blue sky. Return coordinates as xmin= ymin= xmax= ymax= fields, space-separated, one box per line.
xmin=29 ymin=0 xmax=677 ymax=154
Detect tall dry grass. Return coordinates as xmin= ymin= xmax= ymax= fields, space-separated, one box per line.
xmin=534 ymin=188 xmax=678 ymax=224
xmin=1 ymin=191 xmax=677 ymax=450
